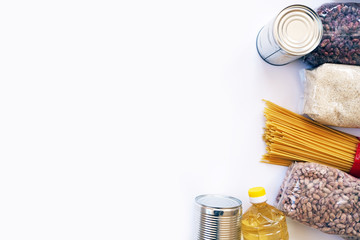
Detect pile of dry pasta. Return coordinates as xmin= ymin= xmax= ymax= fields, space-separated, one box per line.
xmin=262 ymin=100 xmax=359 ymax=173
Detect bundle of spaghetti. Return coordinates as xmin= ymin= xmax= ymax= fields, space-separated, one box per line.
xmin=262 ymin=100 xmax=360 ymax=176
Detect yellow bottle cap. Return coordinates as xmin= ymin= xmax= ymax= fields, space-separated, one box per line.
xmin=248 ymin=187 xmax=266 ymax=198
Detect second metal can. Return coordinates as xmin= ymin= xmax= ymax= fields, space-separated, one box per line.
xmin=195 ymin=194 xmax=242 ymax=240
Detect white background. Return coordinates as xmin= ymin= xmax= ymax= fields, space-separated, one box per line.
xmin=1 ymin=0 xmax=360 ymax=239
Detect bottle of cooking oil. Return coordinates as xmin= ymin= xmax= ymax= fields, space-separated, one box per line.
xmin=241 ymin=187 xmax=289 ymax=240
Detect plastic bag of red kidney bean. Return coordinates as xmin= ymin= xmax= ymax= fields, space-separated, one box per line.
xmin=303 ymin=3 xmax=360 ymax=67
xmin=276 ymin=162 xmax=360 ymax=239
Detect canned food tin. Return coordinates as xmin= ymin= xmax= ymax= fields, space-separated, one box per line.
xmin=256 ymin=5 xmax=323 ymax=66
xmin=195 ymin=194 xmax=242 ymax=240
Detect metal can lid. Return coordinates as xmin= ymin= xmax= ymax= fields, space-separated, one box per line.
xmin=195 ymin=194 xmax=242 ymax=217
xmin=273 ymin=5 xmax=323 ymax=56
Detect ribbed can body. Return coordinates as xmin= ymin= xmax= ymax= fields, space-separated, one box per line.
xmin=195 ymin=195 xmax=242 ymax=240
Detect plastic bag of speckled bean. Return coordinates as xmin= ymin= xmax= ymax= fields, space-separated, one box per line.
xmin=304 ymin=3 xmax=360 ymax=67
xmin=276 ymin=162 xmax=360 ymax=239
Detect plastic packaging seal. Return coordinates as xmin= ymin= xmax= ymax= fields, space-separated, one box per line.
xmin=350 ymin=140 xmax=360 ymax=178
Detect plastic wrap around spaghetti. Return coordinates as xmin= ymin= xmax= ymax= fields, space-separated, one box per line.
xmin=304 ymin=2 xmax=360 ymax=67
xmin=277 ymin=162 xmax=360 ymax=239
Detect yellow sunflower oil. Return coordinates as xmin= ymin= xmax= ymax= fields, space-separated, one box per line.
xmin=241 ymin=187 xmax=289 ymax=240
